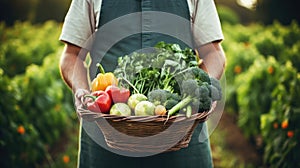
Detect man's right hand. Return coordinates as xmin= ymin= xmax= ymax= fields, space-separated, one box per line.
xmin=74 ymin=89 xmax=91 ymax=111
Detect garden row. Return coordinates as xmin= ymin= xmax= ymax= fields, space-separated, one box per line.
xmin=222 ymin=21 xmax=300 ymax=167
xmin=0 ymin=21 xmax=75 ymax=167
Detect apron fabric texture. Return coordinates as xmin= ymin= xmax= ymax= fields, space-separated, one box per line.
xmin=79 ymin=0 xmax=213 ymax=167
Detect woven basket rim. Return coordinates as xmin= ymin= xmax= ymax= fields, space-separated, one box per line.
xmin=78 ymin=101 xmax=217 ymax=123
xmin=77 ymin=101 xmax=217 ymax=153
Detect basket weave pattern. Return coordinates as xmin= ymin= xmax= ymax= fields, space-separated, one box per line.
xmin=78 ymin=102 xmax=216 ymax=153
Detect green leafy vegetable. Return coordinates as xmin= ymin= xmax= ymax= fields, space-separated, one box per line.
xmin=113 ymin=42 xmax=222 ymax=117
xmin=114 ymin=42 xmax=197 ymax=95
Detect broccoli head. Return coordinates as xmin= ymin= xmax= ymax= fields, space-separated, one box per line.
xmin=209 ymin=77 xmax=222 ymax=101
xmin=176 ymin=67 xmax=211 ymax=86
xmin=194 ymin=83 xmax=212 ymax=112
xmin=190 ymin=67 xmax=211 ymax=84
xmin=168 ymin=79 xmax=202 ymax=117
xmin=198 ymin=97 xmax=212 ymax=112
xmin=164 ymin=92 xmax=180 ymax=110
xmin=199 ymin=84 xmax=210 ymax=99
xmin=147 ymin=89 xmax=181 ymax=108
xmin=181 ymin=79 xmax=200 ymax=98
xmin=210 ymin=85 xmax=222 ymax=101
xmin=164 ymin=99 xmax=179 ymax=110
xmin=168 ymin=92 xmax=181 ymax=101
xmin=147 ymin=89 xmax=168 ymax=105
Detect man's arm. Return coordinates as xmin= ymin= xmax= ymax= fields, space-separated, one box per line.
xmin=196 ymin=41 xmax=226 ymax=79
xmin=59 ymin=43 xmax=90 ymax=92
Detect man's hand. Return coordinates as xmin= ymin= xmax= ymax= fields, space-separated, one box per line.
xmin=74 ymin=89 xmax=95 ymax=119
xmin=74 ymin=89 xmax=91 ymax=110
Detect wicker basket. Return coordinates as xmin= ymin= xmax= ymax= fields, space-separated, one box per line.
xmin=78 ymin=101 xmax=216 ymax=153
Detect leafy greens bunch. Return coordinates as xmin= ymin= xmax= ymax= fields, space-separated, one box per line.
xmin=114 ymin=42 xmax=197 ymax=94
xmin=114 ymin=42 xmax=222 ymax=116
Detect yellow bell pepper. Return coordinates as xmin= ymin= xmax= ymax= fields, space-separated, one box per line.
xmin=91 ymin=63 xmax=118 ymax=91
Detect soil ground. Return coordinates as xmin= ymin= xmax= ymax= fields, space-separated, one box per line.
xmin=214 ymin=112 xmax=262 ymax=166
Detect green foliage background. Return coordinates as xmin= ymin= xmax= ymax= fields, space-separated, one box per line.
xmin=222 ymin=20 xmax=300 ymax=167
xmin=0 ymin=2 xmax=300 ymax=168
xmin=0 ymin=21 xmax=76 ymax=167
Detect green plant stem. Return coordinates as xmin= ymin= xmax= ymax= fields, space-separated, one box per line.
xmin=83 ymin=95 xmax=96 ymax=101
xmin=186 ymin=105 xmax=192 ymax=118
xmin=167 ymin=96 xmax=192 ymax=117
xmin=96 ymin=63 xmax=105 ymax=74
xmin=120 ymin=77 xmax=140 ymax=94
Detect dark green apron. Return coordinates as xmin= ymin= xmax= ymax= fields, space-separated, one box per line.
xmin=80 ymin=0 xmax=213 ymax=167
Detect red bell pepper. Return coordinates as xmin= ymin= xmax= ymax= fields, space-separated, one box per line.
xmin=105 ymin=85 xmax=130 ymax=103
xmin=85 ymin=91 xmax=112 ymax=113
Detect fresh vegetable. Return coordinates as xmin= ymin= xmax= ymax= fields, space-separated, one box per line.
xmin=147 ymin=89 xmax=180 ymax=110
xmin=147 ymin=89 xmax=169 ymax=106
xmin=127 ymin=93 xmax=148 ymax=110
xmin=186 ymin=105 xmax=193 ymax=118
xmin=112 ymin=42 xmax=222 ymax=118
xmin=164 ymin=99 xmax=180 ymax=110
xmin=91 ymin=63 xmax=118 ymax=91
xmin=85 ymin=91 xmax=112 ymax=113
xmin=188 ymin=66 xmax=211 ymax=84
xmin=168 ymin=79 xmax=207 ymax=117
xmin=134 ymin=101 xmax=156 ymax=116
xmin=114 ymin=42 xmax=199 ymax=95
xmin=110 ymin=103 xmax=132 ymax=116
xmin=209 ymin=77 xmax=222 ymax=101
xmin=174 ymin=66 xmax=222 ymax=113
xmin=105 ymin=85 xmax=130 ymax=103
xmin=198 ymin=84 xmax=213 ymax=112
xmin=155 ymin=105 xmax=167 ymax=115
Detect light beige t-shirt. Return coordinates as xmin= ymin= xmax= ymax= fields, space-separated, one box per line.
xmin=60 ymin=0 xmax=224 ymax=49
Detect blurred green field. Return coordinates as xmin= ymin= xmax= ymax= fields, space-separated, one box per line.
xmin=1 ymin=2 xmax=300 ymax=167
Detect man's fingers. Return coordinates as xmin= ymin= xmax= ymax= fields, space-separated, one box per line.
xmin=75 ymin=89 xmax=91 ymax=105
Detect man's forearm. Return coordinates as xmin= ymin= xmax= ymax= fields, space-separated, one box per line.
xmin=196 ymin=42 xmax=226 ymax=79
xmin=59 ymin=44 xmax=90 ymax=92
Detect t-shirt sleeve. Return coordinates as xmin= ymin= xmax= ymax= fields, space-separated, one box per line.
xmin=192 ymin=0 xmax=224 ymax=47
xmin=59 ymin=0 xmax=96 ymax=49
